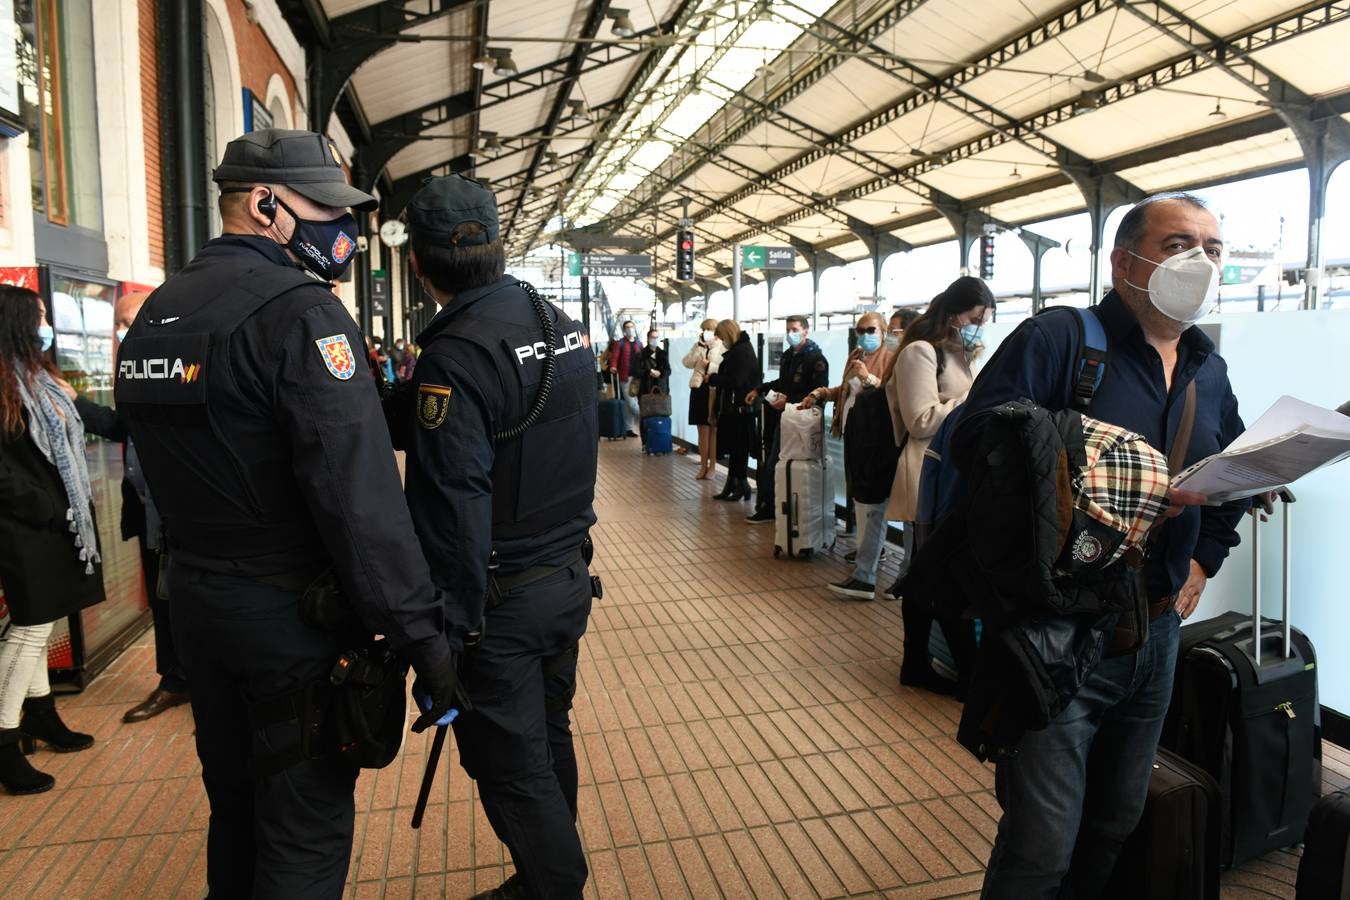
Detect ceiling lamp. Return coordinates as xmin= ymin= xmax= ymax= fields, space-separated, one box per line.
xmin=472 ymin=52 xmax=494 ymax=71
xmin=609 ymin=6 xmax=636 ymax=38
xmin=1081 ymin=69 xmax=1106 ymax=83
xmin=1009 ymin=165 xmax=1022 ymax=179
xmin=565 ymin=99 xmax=590 ymax=124
xmin=909 ymin=147 xmax=925 ymax=157
xmin=481 ymin=131 xmax=503 ymax=156
xmin=489 ymin=47 xmax=517 ymax=78
xmin=1072 ymin=91 xmax=1103 ymax=115
xmin=545 ymin=150 xmax=560 ymax=169
xmin=1209 ymin=98 xmax=1227 ymax=119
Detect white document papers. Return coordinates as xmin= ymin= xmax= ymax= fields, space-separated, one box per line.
xmin=1172 ymin=396 xmax=1350 ymax=504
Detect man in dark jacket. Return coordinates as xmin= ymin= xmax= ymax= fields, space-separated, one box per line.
xmin=965 ymin=192 xmax=1248 ymax=897
xmin=745 ymin=315 xmax=828 ymax=523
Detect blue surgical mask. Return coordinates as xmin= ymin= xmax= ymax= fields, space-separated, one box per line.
xmin=785 ymin=331 xmax=803 ymax=348
xmin=858 ymin=333 xmax=881 ymax=353
xmin=36 ymin=324 xmax=54 ymax=353
xmin=959 ymin=323 xmax=983 ymax=350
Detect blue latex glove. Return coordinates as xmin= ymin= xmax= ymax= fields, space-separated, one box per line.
xmin=414 ymin=688 xmax=458 ymax=727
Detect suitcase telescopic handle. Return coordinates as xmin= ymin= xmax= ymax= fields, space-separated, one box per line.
xmin=1251 ymin=488 xmax=1297 ymax=666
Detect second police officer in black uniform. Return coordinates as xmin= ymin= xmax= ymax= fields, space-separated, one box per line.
xmin=391 ymin=175 xmax=599 ymax=900
xmin=114 ymin=129 xmax=461 ymax=899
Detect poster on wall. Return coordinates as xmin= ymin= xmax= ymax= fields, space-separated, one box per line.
xmin=243 ymin=87 xmax=273 ymax=133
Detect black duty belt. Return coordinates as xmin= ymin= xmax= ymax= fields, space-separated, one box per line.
xmin=488 ymin=547 xmax=585 ymax=608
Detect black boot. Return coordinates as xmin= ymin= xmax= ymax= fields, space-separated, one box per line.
xmin=0 ymin=728 xmax=54 ymax=794
xmin=735 ymin=477 xmax=754 ymax=501
xmin=713 ymin=476 xmax=738 ymax=500
xmin=899 ymin=598 xmax=958 ymax=696
xmin=20 ymin=693 xmax=94 ymax=753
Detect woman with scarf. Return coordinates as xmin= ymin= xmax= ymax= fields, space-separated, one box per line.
xmin=0 ymin=285 xmax=110 ymax=794
xmin=798 ymin=311 xmax=896 ymax=599
xmin=885 ymin=275 xmax=991 ymax=695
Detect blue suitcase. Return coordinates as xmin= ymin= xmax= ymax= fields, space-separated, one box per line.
xmin=643 ymin=416 xmax=672 ymax=454
xmin=599 ymin=373 xmax=627 ymax=440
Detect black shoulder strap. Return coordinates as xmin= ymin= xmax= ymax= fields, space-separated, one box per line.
xmin=1068 ymin=307 xmax=1109 ymax=412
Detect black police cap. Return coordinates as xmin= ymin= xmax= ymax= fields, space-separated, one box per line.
xmin=405 ymin=175 xmax=500 ymax=247
xmin=213 ymin=128 xmax=377 ymax=211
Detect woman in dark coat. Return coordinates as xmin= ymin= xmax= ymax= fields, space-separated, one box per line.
xmin=635 ymin=326 xmax=671 ymax=396
xmin=0 ymin=285 xmax=108 ymax=794
xmin=705 ymin=319 xmax=761 ymax=501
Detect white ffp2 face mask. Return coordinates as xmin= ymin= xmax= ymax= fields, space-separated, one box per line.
xmin=1127 ymin=245 xmax=1220 ymax=324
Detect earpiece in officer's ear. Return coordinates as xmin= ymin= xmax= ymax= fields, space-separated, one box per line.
xmin=257 ymin=189 xmax=277 ymax=224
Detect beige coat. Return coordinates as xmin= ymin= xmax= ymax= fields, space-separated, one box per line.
xmin=885 ymin=338 xmax=976 ymax=521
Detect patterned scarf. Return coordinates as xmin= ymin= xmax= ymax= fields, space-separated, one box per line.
xmin=16 ymin=367 xmax=100 ymax=574
xmin=1073 ymin=416 xmax=1171 ymax=566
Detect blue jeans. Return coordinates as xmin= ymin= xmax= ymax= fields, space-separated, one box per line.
xmin=981 ymin=610 xmax=1181 ymax=899
xmin=850 ymin=501 xmax=888 ymax=584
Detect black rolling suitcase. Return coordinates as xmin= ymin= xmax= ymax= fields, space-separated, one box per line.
xmin=1161 ymin=491 xmax=1320 ymax=868
xmin=1105 ymin=748 xmax=1220 ymax=900
xmin=1296 ymin=788 xmax=1350 ymax=899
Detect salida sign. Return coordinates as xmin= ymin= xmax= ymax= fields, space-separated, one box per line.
xmin=741 ymin=245 xmax=796 ymax=271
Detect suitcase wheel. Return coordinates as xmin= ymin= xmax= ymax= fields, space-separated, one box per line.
xmin=798 ymin=549 xmax=813 ymax=560
xmin=773 ymin=547 xmax=782 ymax=559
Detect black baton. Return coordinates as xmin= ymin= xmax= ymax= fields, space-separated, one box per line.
xmin=411 ymin=723 xmax=448 ymax=829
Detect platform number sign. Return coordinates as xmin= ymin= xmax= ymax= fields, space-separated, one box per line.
xmin=979 ymin=232 xmax=995 ymax=281
xmin=675 ymin=230 xmax=695 ymax=282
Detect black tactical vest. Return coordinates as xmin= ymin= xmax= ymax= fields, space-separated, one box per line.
xmin=114 ymin=249 xmax=325 ymax=572
xmin=439 ymin=283 xmax=598 ymax=541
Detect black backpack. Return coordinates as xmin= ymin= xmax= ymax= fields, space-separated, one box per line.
xmin=843 ymin=386 xmax=901 ymax=504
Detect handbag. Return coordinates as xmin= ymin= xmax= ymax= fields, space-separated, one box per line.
xmin=639 ymin=386 xmax=672 ymax=418
xmin=627 ymin=378 xmax=642 ymax=398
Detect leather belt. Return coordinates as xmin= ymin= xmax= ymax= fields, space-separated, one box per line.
xmin=1149 ymin=595 xmax=1176 ymax=621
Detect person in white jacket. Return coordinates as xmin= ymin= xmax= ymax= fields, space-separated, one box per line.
xmin=681 ymin=318 xmax=725 ymax=479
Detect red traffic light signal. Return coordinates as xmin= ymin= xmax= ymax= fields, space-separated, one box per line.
xmin=675 ymin=230 xmax=695 ymax=281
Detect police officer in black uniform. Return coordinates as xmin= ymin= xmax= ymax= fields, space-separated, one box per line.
xmin=113 ymin=129 xmax=460 ymax=899
xmin=391 ymin=175 xmax=598 ymax=900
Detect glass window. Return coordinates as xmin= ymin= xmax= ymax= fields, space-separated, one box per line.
xmin=15 ymin=0 xmax=102 ymax=231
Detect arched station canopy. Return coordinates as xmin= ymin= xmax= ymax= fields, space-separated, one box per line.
xmin=279 ymin=0 xmax=1350 ymax=295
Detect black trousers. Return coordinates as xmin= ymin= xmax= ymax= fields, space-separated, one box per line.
xmin=453 ymin=558 xmax=593 ymax=899
xmin=717 ymin=413 xmax=753 ymax=480
xmin=139 ymin=541 xmax=187 ymax=694
xmin=754 ymin=413 xmax=781 ymax=510
xmin=170 ymin=562 xmax=360 ymax=900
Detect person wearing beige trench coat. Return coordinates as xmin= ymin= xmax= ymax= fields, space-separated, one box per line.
xmin=883 ymin=275 xmax=992 ymax=695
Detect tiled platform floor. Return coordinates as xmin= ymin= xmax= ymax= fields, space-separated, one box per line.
xmin=2 ymin=438 xmax=1347 ymax=898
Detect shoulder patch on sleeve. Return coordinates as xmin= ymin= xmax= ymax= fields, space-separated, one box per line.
xmin=417 ymin=383 xmax=451 ymax=429
xmin=314 ymin=334 xmax=357 ymax=380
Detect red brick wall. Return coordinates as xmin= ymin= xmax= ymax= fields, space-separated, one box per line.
xmin=225 ymin=0 xmax=300 ymax=127
xmin=138 ymin=0 xmax=164 ymax=269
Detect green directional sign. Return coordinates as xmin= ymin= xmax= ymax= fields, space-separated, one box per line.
xmin=567 ymin=253 xmax=581 ymax=277
xmin=742 ymin=245 xmax=796 ymax=271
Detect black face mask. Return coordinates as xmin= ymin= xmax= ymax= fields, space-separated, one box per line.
xmin=276 ymin=197 xmax=359 ymax=282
